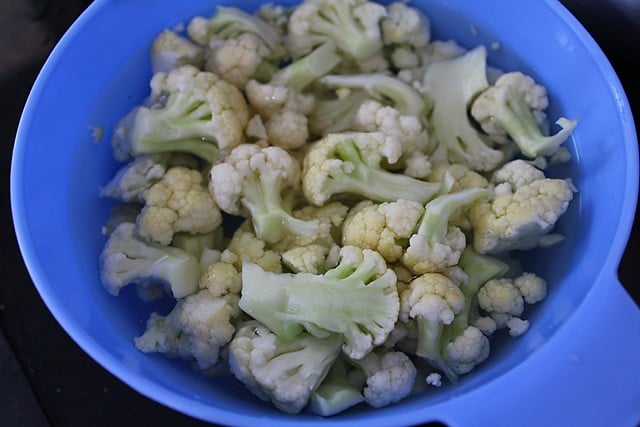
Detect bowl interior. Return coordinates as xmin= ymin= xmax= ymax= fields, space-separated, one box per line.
xmin=11 ymin=0 xmax=637 ymax=425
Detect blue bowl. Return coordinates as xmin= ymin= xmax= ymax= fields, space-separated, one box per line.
xmin=11 ymin=0 xmax=640 ymax=425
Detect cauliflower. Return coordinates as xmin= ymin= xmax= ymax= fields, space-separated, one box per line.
xmin=353 ymin=99 xmax=431 ymax=176
xmin=302 ymin=132 xmax=441 ymax=206
xmin=209 ymin=144 xmax=319 ymax=244
xmin=469 ymin=160 xmax=575 ymax=253
xmin=134 ymin=261 xmax=241 ymax=369
xmin=402 ymin=188 xmax=490 ymax=275
xmin=99 ymin=223 xmax=201 ymax=298
xmin=239 ymin=246 xmax=399 ymax=360
xmin=244 ymin=42 xmax=341 ymax=149
xmin=111 ymin=65 xmax=249 ymax=163
xmin=220 ymin=224 xmax=282 ymax=273
xmin=150 ymin=29 xmax=204 ymax=74
xmin=100 ymin=155 xmax=168 ymax=203
xmin=342 ymin=199 xmax=424 ymax=262
xmin=286 ymin=0 xmax=386 ymax=61
xmin=228 ymin=320 xmax=343 ymax=414
xmin=204 ymin=32 xmax=271 ymax=88
xmin=441 ymin=325 xmax=490 ymax=375
xmin=471 ymin=71 xmax=577 ymax=158
xmin=399 ymin=272 xmax=465 ymax=382
xmin=475 ymin=271 xmax=547 ymax=337
xmin=422 ymin=46 xmax=503 ymax=171
xmin=347 ymin=348 xmax=417 ymax=408
xmin=381 ymin=2 xmax=430 ymax=48
xmin=187 ymin=6 xmax=282 ymax=54
xmin=136 ymin=166 xmax=222 ymax=245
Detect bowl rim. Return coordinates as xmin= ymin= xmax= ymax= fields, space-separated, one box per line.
xmin=10 ymin=0 xmax=639 ymax=425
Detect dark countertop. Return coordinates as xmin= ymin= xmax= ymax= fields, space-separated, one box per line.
xmin=1 ymin=1 xmax=638 ymax=426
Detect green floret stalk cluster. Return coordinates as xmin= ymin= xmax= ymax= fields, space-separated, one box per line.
xmin=241 ymin=169 xmax=319 ymax=244
xmin=208 ymin=6 xmax=281 ymax=51
xmin=310 ymin=90 xmax=369 ymax=136
xmin=127 ymin=93 xmax=222 ymax=163
xmin=329 ymin=138 xmax=441 ymax=204
xmin=320 ymin=73 xmax=426 ymax=116
xmin=270 ymin=42 xmax=342 ymax=92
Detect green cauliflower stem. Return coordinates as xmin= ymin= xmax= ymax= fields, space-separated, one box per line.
xmin=320 ymin=73 xmax=426 ymax=116
xmin=111 ymin=65 xmax=249 ymax=163
xmin=99 ymin=223 xmax=201 ymax=298
xmin=209 ymin=144 xmax=319 ymax=244
xmin=422 ymin=45 xmax=503 ymax=171
xmin=309 ymin=356 xmax=365 ymax=416
xmin=239 ymin=245 xmax=399 ymax=360
xmin=269 ymin=41 xmax=342 ymax=92
xmin=309 ymin=90 xmax=369 ymax=136
xmin=470 ymin=71 xmax=577 ymax=158
xmin=302 ymin=132 xmax=441 ymax=206
xmin=286 ymin=0 xmax=386 ymax=61
xmin=228 ymin=320 xmax=343 ymax=414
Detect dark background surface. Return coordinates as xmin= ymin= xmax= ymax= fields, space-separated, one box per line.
xmin=1 ymin=1 xmax=638 ymax=426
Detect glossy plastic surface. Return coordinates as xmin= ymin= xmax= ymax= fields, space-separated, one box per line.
xmin=11 ymin=0 xmax=640 ymax=425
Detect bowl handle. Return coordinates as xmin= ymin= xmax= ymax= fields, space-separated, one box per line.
xmin=440 ymin=275 xmax=640 ymax=427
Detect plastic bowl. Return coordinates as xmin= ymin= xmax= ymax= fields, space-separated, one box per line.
xmin=11 ymin=0 xmax=640 ymax=425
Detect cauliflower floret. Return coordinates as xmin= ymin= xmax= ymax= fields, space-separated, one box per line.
xmin=286 ymin=0 xmax=386 ymax=61
xmin=150 ymin=29 xmax=204 ymax=74
xmin=348 ymin=349 xmax=417 ymax=408
xmin=399 ymin=273 xmax=465 ymax=382
xmin=205 ymin=32 xmax=270 ymax=88
xmin=470 ymin=71 xmax=577 ymax=158
xmin=209 ymin=143 xmax=319 ymax=243
xmin=353 ymin=99 xmax=430 ymax=171
xmin=111 ymin=65 xmax=249 ymax=163
xmin=442 ymin=326 xmax=490 ymax=375
xmin=402 ymin=188 xmax=490 ymax=274
xmin=514 ymin=272 xmax=547 ymax=304
xmin=381 ymin=2 xmax=430 ymax=48
xmin=220 ymin=225 xmax=282 ymax=273
xmin=470 ymin=160 xmax=575 ymax=253
xmin=281 ymin=244 xmax=331 ymax=274
xmin=136 ymin=166 xmax=222 ymax=245
xmin=342 ymin=199 xmax=424 ymax=263
xmin=135 ymin=261 xmax=242 ymax=369
xmin=302 ymin=131 xmax=441 ymax=206
xmin=100 ymin=155 xmax=167 ymax=203
xmin=228 ymin=320 xmax=343 ymax=414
